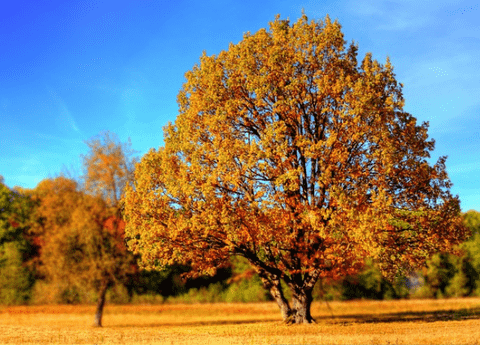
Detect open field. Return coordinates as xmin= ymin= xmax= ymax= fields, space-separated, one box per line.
xmin=1 ymin=298 xmax=480 ymax=344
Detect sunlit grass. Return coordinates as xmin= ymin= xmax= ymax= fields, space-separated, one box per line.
xmin=1 ymin=298 xmax=480 ymax=344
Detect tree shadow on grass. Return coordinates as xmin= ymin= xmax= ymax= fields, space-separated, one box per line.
xmin=113 ymin=308 xmax=480 ymax=328
xmin=114 ymin=318 xmax=283 ymax=328
xmin=318 ymin=307 xmax=480 ymax=324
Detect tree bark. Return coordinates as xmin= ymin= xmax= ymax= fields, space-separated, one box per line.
xmin=290 ymin=286 xmax=315 ymax=324
xmin=93 ymin=282 xmax=109 ymax=327
xmin=258 ymin=270 xmax=317 ymax=323
xmin=269 ymin=278 xmax=292 ymax=321
xmin=257 ymin=269 xmax=292 ymax=321
xmin=249 ymin=259 xmax=319 ymax=324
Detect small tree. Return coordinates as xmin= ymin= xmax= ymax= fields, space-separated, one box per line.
xmin=31 ymin=132 xmax=137 ymax=326
xmin=31 ymin=177 xmax=136 ymax=326
xmin=81 ymin=131 xmax=137 ymax=326
xmin=124 ymin=15 xmax=467 ymax=323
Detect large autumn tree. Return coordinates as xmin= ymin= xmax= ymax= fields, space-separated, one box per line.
xmin=124 ymin=15 xmax=468 ymax=323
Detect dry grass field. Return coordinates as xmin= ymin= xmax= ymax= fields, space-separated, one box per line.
xmin=1 ymin=298 xmax=480 ymax=344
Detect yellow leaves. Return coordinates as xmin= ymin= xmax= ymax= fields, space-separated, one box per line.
xmin=124 ymin=13 xmax=468 ymax=286
xmin=30 ymin=176 xmax=136 ymax=293
xmin=82 ymin=131 xmax=137 ymax=208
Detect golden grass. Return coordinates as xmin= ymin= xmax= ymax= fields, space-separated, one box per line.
xmin=1 ymin=298 xmax=480 ymax=344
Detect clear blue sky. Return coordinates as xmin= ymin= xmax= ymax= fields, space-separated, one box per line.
xmin=1 ymin=0 xmax=478 ymax=211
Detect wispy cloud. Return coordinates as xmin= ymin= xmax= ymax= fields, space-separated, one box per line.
xmin=20 ymin=157 xmax=44 ymax=174
xmin=32 ymin=130 xmax=84 ymax=145
xmin=47 ymin=87 xmax=82 ymax=135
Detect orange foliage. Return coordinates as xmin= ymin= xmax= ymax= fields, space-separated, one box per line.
xmin=124 ymin=14 xmax=467 ymax=323
xmin=103 ymin=216 xmax=127 ymax=252
xmin=82 ymin=131 xmax=137 ymax=208
xmin=30 ymin=177 xmax=134 ymax=285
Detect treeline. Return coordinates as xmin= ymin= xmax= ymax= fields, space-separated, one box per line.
xmin=1 ymin=132 xmax=480 ymax=313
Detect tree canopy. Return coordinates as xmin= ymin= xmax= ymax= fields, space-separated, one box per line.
xmin=82 ymin=130 xmax=137 ymax=208
xmin=30 ymin=177 xmax=135 ymax=310
xmin=124 ymin=14 xmax=468 ymax=323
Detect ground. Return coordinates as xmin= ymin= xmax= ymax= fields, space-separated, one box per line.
xmin=1 ymin=298 xmax=480 ymax=344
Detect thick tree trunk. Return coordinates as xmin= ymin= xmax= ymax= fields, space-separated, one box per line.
xmin=290 ymin=287 xmax=315 ymax=324
xmin=266 ymin=281 xmax=315 ymax=324
xmin=268 ymin=278 xmax=292 ymax=321
xmin=93 ymin=282 xmax=109 ymax=327
xmin=259 ymin=274 xmax=317 ymax=323
xmin=256 ymin=269 xmax=292 ymax=321
xmin=250 ymin=261 xmax=319 ymax=324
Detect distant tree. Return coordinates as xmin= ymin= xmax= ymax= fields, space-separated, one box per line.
xmin=454 ymin=210 xmax=480 ymax=295
xmin=80 ymin=131 xmax=138 ymax=326
xmin=412 ymin=210 xmax=480 ymax=298
xmin=0 ymin=181 xmax=36 ymax=304
xmin=444 ymin=210 xmax=480 ymax=297
xmin=457 ymin=229 xmax=480 ymax=295
xmin=463 ymin=210 xmax=480 ymax=236
xmin=124 ymin=15 xmax=468 ymax=323
xmin=31 ymin=177 xmax=136 ymax=326
xmin=423 ymin=253 xmax=457 ymax=298
xmin=30 ymin=177 xmax=92 ymax=303
xmin=30 ymin=132 xmax=137 ymax=326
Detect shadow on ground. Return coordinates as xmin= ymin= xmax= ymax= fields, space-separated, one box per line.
xmin=113 ymin=307 xmax=480 ymax=328
xmin=114 ymin=318 xmax=283 ymax=328
xmin=318 ymin=307 xmax=480 ymax=324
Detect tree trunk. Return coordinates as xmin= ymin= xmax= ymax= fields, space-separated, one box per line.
xmin=290 ymin=286 xmax=315 ymax=324
xmin=257 ymin=269 xmax=292 ymax=321
xmin=250 ymin=262 xmax=318 ymax=324
xmin=268 ymin=278 xmax=292 ymax=321
xmin=93 ymin=282 xmax=109 ymax=327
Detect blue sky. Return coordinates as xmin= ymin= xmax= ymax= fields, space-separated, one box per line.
xmin=1 ymin=0 xmax=478 ymax=211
